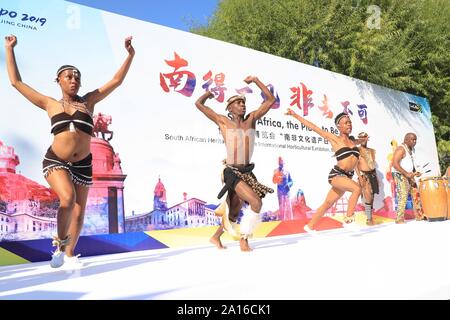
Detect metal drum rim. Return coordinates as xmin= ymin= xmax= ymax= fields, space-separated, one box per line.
xmin=419 ymin=176 xmax=445 ymax=182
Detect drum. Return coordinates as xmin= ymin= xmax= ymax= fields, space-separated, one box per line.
xmin=447 ymin=178 xmax=450 ymax=220
xmin=419 ymin=177 xmax=448 ymax=221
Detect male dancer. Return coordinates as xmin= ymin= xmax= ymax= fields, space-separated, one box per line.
xmin=194 ymin=76 xmax=275 ymax=251
xmin=355 ymin=132 xmax=379 ymax=225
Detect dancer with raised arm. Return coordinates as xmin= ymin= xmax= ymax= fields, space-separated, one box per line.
xmin=195 ymin=76 xmax=275 ymax=251
xmin=286 ymin=109 xmax=361 ymax=233
xmin=5 ymin=34 xmax=135 ymax=268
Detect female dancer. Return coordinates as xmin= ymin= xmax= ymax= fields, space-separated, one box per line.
xmin=285 ymin=109 xmax=361 ymax=232
xmin=5 ymin=34 xmax=135 ymax=267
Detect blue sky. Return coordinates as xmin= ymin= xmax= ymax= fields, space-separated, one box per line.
xmin=65 ymin=0 xmax=219 ymax=31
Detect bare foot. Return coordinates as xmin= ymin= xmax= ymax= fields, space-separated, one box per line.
xmin=210 ymin=236 xmax=227 ymax=249
xmin=240 ymin=238 xmax=253 ymax=252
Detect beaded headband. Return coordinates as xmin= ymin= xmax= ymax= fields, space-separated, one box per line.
xmin=226 ymin=95 xmax=246 ymax=109
xmin=334 ymin=112 xmax=348 ymax=125
xmin=56 ymin=65 xmax=81 ymax=78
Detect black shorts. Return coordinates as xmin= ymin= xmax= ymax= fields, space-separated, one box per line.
xmin=328 ymin=165 xmax=354 ymax=184
xmin=217 ymin=163 xmax=273 ymax=199
xmin=42 ymin=147 xmax=93 ymax=186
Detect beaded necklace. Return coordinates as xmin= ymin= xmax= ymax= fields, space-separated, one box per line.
xmin=61 ymin=98 xmax=93 ymax=118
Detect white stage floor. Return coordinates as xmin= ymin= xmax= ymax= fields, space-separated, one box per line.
xmin=1 ymin=220 xmax=449 ymax=300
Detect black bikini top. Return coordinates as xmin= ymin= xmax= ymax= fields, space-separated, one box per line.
xmin=51 ymin=110 xmax=94 ymax=136
xmin=50 ymin=98 xmax=94 ymax=136
xmin=334 ymin=146 xmax=360 ymax=161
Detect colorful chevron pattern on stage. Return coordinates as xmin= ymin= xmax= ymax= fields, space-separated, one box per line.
xmin=0 ymin=213 xmax=397 ymax=266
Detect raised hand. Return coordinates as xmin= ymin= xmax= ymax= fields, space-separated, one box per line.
xmin=206 ymin=90 xmax=214 ymax=99
xmin=285 ymin=108 xmax=297 ymax=116
xmin=124 ymin=36 xmax=135 ymax=56
xmin=4 ymin=34 xmax=17 ymax=48
xmin=244 ymin=75 xmax=257 ymax=84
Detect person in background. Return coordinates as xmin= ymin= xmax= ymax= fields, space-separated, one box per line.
xmin=355 ymin=132 xmax=379 ymax=226
xmin=391 ymin=133 xmax=424 ymax=223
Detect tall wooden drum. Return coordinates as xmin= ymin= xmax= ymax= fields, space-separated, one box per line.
xmin=447 ymin=178 xmax=450 ymax=220
xmin=419 ymin=177 xmax=448 ymax=221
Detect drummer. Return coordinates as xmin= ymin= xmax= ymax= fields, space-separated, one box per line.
xmin=391 ymin=133 xmax=424 ymax=223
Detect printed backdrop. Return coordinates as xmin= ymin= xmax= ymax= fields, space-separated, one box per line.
xmin=0 ymin=0 xmax=440 ymax=241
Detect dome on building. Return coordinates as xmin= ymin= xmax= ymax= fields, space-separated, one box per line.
xmin=154 ymin=177 xmax=167 ymax=201
xmin=153 ymin=177 xmax=167 ymax=211
xmin=0 ymin=140 xmax=57 ymax=202
xmin=0 ymin=140 xmax=20 ymax=174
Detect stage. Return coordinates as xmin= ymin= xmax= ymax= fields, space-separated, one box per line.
xmin=1 ymin=219 xmax=449 ymax=300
